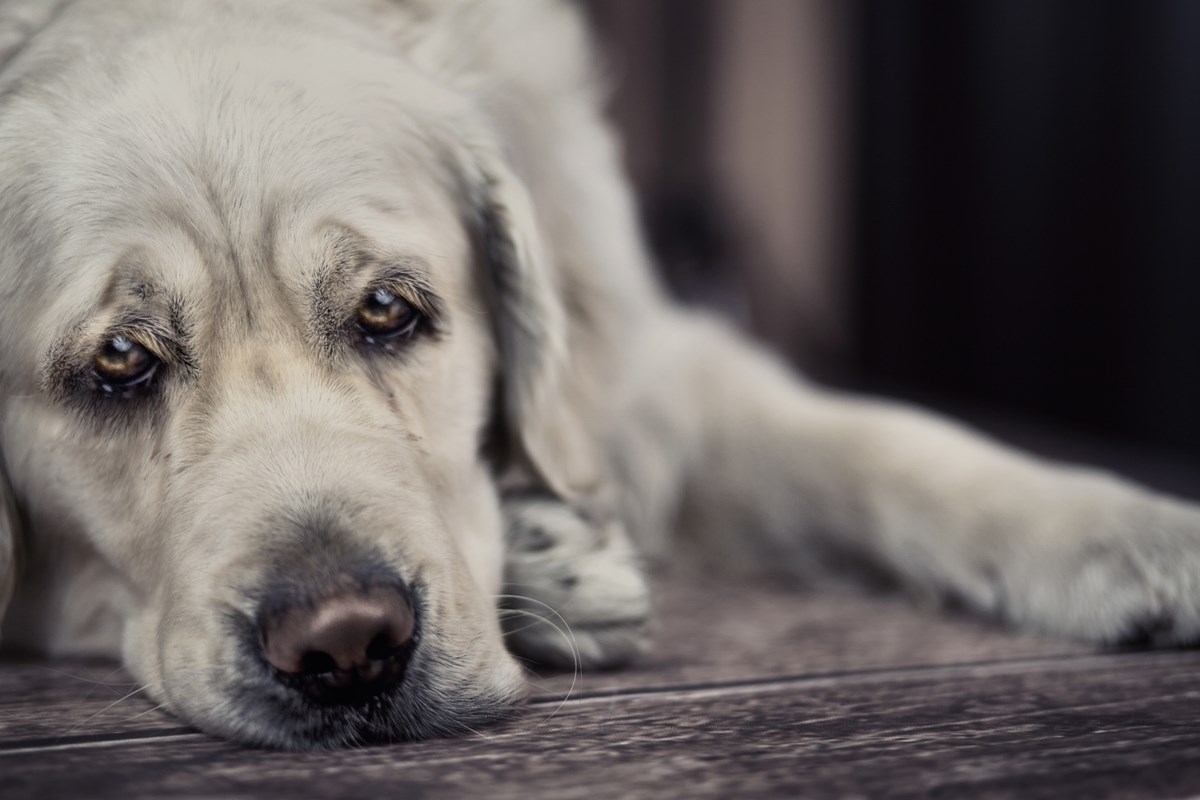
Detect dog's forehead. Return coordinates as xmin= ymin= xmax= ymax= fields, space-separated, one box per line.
xmin=22 ymin=48 xmax=441 ymax=236
xmin=0 ymin=13 xmax=472 ymax=346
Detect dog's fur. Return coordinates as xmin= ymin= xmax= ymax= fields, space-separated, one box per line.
xmin=3 ymin=0 xmax=1200 ymax=749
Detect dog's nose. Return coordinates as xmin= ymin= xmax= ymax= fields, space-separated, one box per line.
xmin=259 ymin=584 xmax=416 ymax=705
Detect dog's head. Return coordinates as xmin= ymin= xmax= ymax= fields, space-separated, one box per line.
xmin=0 ymin=1 xmax=593 ymax=747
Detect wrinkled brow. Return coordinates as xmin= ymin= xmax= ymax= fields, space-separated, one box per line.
xmin=42 ymin=260 xmax=195 ymax=397
xmin=95 ymin=258 xmax=193 ymax=348
xmin=312 ymin=222 xmax=436 ymax=290
xmin=306 ymin=223 xmax=445 ymax=348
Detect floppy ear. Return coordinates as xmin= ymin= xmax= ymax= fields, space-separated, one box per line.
xmin=450 ymin=140 xmax=599 ymax=498
xmin=0 ymin=2 xmax=48 ymax=633
xmin=0 ymin=453 xmax=21 ymax=636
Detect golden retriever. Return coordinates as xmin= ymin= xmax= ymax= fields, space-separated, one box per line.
xmin=2 ymin=0 xmax=1199 ymax=749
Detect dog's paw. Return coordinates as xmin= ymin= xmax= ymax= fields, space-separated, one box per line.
xmin=1001 ymin=488 xmax=1200 ymax=647
xmin=501 ymin=494 xmax=650 ymax=670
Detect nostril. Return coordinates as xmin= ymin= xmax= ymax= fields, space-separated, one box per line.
xmin=366 ymin=631 xmax=399 ymax=662
xmin=258 ymin=582 xmax=418 ymax=705
xmin=299 ymin=650 xmax=339 ymax=676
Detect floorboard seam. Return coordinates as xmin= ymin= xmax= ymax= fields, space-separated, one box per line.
xmin=0 ymin=731 xmax=205 ymax=756
xmin=526 ymin=649 xmax=1200 ymax=706
xmin=4 ymin=650 xmax=1196 ymax=755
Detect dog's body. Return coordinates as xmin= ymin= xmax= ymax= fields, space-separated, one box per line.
xmin=3 ymin=0 xmax=1200 ymax=749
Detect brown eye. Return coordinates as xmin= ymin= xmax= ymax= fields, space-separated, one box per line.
xmin=93 ymin=335 xmax=159 ymax=393
xmin=356 ymin=289 xmax=421 ymax=341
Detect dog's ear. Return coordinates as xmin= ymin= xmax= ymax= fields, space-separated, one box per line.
xmin=0 ymin=1 xmax=48 ymax=633
xmin=0 ymin=454 xmax=20 ymax=635
xmin=450 ymin=140 xmax=598 ymax=498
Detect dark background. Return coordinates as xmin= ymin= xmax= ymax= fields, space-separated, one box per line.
xmin=583 ymin=0 xmax=1200 ymax=478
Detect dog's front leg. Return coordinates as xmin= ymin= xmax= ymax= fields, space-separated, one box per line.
xmin=500 ymin=491 xmax=651 ymax=669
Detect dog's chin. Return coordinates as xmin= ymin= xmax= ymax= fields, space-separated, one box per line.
xmin=165 ymin=648 xmax=527 ymax=750
xmin=140 ymin=609 xmax=528 ymax=750
xmin=224 ymin=662 xmax=525 ymax=751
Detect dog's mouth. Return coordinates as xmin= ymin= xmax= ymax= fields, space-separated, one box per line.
xmin=211 ymin=608 xmax=522 ymax=749
xmin=221 ymin=652 xmax=522 ymax=749
xmin=161 ymin=565 xmax=525 ymax=749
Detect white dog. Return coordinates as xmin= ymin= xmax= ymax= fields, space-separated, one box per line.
xmin=1 ymin=0 xmax=1198 ymax=749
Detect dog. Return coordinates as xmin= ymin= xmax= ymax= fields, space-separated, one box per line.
xmin=2 ymin=0 xmax=1200 ymax=750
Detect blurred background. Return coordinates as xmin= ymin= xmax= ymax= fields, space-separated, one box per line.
xmin=583 ymin=0 xmax=1200 ymax=494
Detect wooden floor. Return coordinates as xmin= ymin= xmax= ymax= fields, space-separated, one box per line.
xmin=7 ymin=415 xmax=1200 ymax=798
xmin=4 ymin=568 xmax=1200 ymax=799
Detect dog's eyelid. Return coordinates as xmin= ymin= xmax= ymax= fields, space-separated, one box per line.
xmin=313 ymin=235 xmax=443 ymax=314
xmin=104 ymin=329 xmax=170 ymax=366
xmin=371 ymin=274 xmax=445 ymax=325
xmin=104 ymin=316 xmax=184 ymax=366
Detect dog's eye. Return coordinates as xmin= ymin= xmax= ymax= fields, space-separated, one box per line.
xmin=92 ymin=335 xmax=159 ymax=394
xmin=356 ymin=289 xmax=422 ymax=341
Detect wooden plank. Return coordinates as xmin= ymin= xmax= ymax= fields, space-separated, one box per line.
xmin=529 ymin=570 xmax=1089 ymax=697
xmin=0 ymin=659 xmax=187 ymax=742
xmin=0 ymin=572 xmax=1089 ymax=745
xmin=4 ymin=651 xmax=1199 ymax=799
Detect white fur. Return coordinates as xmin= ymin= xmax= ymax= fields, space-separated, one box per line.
xmin=1 ymin=0 xmax=1198 ymax=749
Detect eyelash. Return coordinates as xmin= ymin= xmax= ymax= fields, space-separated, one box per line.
xmin=353 ymin=284 xmax=440 ymax=350
xmin=79 ymin=319 xmax=193 ymax=405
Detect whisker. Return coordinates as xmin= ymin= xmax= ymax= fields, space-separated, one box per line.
xmin=63 ymin=684 xmax=152 ymax=735
xmin=34 ymin=665 xmax=137 ymax=688
xmin=497 ymin=607 xmax=565 ymax=638
xmin=123 ymin=700 xmax=172 ymax=722
xmin=493 ymin=594 xmax=580 ymax=729
xmin=459 ymin=722 xmax=495 ymax=741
